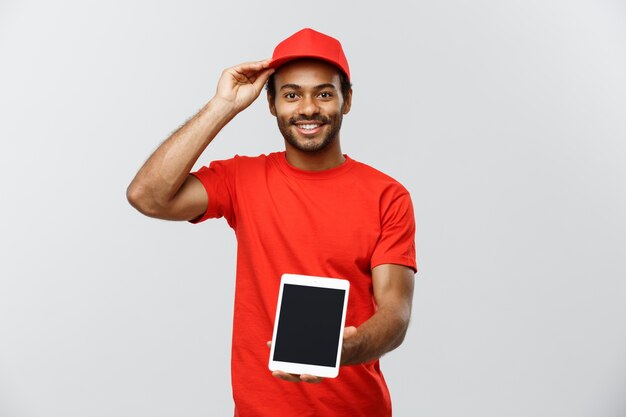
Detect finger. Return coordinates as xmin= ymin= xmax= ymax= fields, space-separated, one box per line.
xmin=272 ymin=371 xmax=301 ymax=383
xmin=251 ymin=68 xmax=275 ymax=91
xmin=230 ymin=59 xmax=272 ymax=76
xmin=343 ymin=326 xmax=357 ymax=339
xmin=300 ymin=374 xmax=323 ymax=384
xmin=226 ymin=67 xmax=273 ymax=90
xmin=340 ymin=326 xmax=358 ymax=366
xmin=266 ymin=341 xmax=272 ymax=348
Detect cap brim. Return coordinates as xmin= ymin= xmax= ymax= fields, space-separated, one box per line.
xmin=269 ymin=55 xmax=314 ymax=69
xmin=269 ymin=55 xmax=347 ymax=77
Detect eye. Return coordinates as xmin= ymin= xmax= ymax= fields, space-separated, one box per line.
xmin=318 ymin=91 xmax=333 ymax=99
xmin=284 ymin=92 xmax=298 ymax=100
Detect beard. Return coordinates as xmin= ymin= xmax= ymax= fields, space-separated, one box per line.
xmin=277 ymin=113 xmax=343 ymax=153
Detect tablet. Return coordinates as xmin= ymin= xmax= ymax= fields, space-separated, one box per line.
xmin=268 ymin=273 xmax=350 ymax=378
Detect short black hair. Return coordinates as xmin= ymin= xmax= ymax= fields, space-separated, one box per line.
xmin=265 ymin=62 xmax=352 ymax=103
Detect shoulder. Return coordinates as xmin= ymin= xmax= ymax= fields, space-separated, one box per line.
xmin=205 ymin=152 xmax=276 ymax=170
xmin=216 ymin=153 xmax=270 ymax=164
xmin=349 ymin=157 xmax=411 ymax=197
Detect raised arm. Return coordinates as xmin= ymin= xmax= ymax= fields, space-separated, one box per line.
xmin=126 ymin=60 xmax=274 ymax=220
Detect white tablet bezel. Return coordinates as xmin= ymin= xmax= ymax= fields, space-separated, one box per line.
xmin=268 ymin=273 xmax=350 ymax=378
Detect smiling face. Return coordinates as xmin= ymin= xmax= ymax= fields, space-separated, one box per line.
xmin=268 ymin=59 xmax=352 ymax=154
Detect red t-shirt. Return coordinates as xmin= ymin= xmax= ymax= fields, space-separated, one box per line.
xmin=191 ymin=152 xmax=416 ymax=417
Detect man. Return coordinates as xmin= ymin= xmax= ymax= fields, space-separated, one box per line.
xmin=127 ymin=28 xmax=417 ymax=417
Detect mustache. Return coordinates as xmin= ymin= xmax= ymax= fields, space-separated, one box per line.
xmin=289 ymin=115 xmax=331 ymax=124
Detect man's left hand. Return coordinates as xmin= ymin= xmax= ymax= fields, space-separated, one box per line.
xmin=266 ymin=326 xmax=358 ymax=384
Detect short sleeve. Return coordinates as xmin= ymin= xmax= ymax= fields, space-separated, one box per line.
xmin=370 ymin=187 xmax=417 ymax=272
xmin=188 ymin=158 xmax=237 ymax=228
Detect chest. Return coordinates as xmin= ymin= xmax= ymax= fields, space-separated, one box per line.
xmin=234 ymin=172 xmax=382 ymax=266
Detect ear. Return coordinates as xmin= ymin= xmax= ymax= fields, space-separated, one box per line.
xmin=267 ymin=91 xmax=277 ymax=116
xmin=342 ymin=88 xmax=353 ymax=115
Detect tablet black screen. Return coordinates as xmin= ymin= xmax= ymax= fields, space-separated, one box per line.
xmin=273 ymin=284 xmax=346 ymax=367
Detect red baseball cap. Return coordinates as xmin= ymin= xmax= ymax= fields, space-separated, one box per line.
xmin=269 ymin=28 xmax=350 ymax=81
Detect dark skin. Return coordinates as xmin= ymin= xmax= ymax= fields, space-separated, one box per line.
xmin=127 ymin=59 xmax=415 ymax=384
xmin=268 ymin=58 xmax=351 ymax=171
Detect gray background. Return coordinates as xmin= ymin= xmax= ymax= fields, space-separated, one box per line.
xmin=1 ymin=0 xmax=625 ymax=416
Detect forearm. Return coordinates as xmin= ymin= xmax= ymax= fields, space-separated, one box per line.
xmin=341 ymin=305 xmax=411 ymax=366
xmin=127 ymin=97 xmax=235 ymax=210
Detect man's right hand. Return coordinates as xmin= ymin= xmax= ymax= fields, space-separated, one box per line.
xmin=214 ymin=60 xmax=275 ymax=115
xmin=127 ymin=59 xmax=274 ymax=222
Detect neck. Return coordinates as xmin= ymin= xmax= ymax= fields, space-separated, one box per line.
xmin=284 ymin=139 xmax=345 ymax=171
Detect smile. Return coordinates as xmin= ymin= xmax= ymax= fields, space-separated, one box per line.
xmin=293 ymin=122 xmax=324 ymax=135
xmin=298 ymin=124 xmax=320 ymax=130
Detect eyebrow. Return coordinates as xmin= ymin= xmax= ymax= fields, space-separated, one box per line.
xmin=279 ymin=83 xmax=338 ymax=91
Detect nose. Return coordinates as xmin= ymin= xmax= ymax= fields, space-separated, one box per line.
xmin=297 ymin=95 xmax=320 ymax=116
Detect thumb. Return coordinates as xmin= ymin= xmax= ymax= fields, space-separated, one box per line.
xmin=343 ymin=326 xmax=357 ymax=339
xmin=252 ymin=68 xmax=275 ymax=93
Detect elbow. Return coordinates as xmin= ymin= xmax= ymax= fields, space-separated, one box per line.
xmin=390 ymin=310 xmax=411 ymax=350
xmin=126 ymin=183 xmax=147 ymax=213
xmin=126 ymin=183 xmax=162 ymax=217
xmin=388 ymin=318 xmax=409 ymax=352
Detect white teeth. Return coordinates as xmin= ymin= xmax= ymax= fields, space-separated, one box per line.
xmin=299 ymin=124 xmax=320 ymax=130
